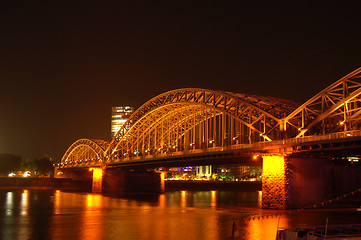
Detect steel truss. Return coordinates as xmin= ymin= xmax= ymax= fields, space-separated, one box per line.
xmin=106 ymin=88 xmax=297 ymax=154
xmin=60 ymin=139 xmax=109 ymax=167
xmin=282 ymin=67 xmax=361 ymax=138
xmin=60 ymin=67 xmax=361 ymax=167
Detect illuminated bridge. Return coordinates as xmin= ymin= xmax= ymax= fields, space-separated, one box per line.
xmin=57 ymin=67 xmax=361 ymax=209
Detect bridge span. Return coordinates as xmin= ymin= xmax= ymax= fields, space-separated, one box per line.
xmin=56 ymin=67 xmax=361 ymax=209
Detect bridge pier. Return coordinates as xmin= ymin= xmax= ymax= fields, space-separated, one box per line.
xmin=91 ymin=168 xmax=103 ymax=192
xmin=262 ymin=155 xmax=287 ymax=209
xmin=95 ymin=168 xmax=165 ymax=193
xmin=55 ymin=167 xmax=165 ymax=194
xmin=262 ymin=155 xmax=361 ymax=209
xmin=54 ymin=167 xmax=93 ymax=181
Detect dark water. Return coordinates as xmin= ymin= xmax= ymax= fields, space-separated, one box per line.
xmin=0 ymin=189 xmax=360 ymax=240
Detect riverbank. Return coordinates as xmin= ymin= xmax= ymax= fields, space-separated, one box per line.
xmin=165 ymin=180 xmax=262 ymax=191
xmin=0 ymin=177 xmax=92 ymax=190
xmin=0 ymin=177 xmax=261 ymax=192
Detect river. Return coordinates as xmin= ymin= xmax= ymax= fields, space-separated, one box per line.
xmin=0 ymin=189 xmax=360 ymax=240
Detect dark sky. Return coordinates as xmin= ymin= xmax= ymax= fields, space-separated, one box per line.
xmin=0 ymin=1 xmax=360 ymax=161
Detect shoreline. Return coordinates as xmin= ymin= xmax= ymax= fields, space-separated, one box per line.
xmin=165 ymin=180 xmax=262 ymax=191
xmin=0 ymin=177 xmax=262 ymax=191
xmin=0 ymin=177 xmax=92 ymax=191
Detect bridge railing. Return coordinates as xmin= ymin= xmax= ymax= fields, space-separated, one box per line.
xmin=282 ymin=130 xmax=361 ymax=145
xmin=231 ymin=130 xmax=361 ymax=151
xmin=112 ymin=130 xmax=361 ymax=162
xmin=60 ymin=130 xmax=361 ymax=167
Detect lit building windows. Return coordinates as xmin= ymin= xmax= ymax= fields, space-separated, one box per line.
xmin=111 ymin=106 xmax=134 ymax=139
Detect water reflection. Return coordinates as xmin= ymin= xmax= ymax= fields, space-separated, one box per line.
xmin=246 ymin=215 xmax=287 ymax=240
xmin=1 ymin=190 xmax=54 ymax=240
xmin=3 ymin=191 xmax=15 ymax=240
xmin=20 ymin=190 xmax=28 ymax=216
xmin=5 ymin=192 xmax=13 ymax=216
xmin=80 ymin=194 xmax=104 ymax=240
xmin=211 ymin=190 xmax=217 ymax=208
xmin=0 ymin=189 xmax=360 ymax=240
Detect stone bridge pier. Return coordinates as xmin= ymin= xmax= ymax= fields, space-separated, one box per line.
xmin=262 ymin=155 xmax=361 ymax=209
xmin=56 ymin=167 xmax=165 ymax=194
xmin=94 ymin=168 xmax=165 ymax=193
xmin=54 ymin=167 xmax=93 ymax=181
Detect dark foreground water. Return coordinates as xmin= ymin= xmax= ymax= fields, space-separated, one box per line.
xmin=0 ymin=189 xmax=360 ymax=240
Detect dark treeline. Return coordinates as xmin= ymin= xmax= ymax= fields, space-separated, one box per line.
xmin=0 ymin=153 xmax=54 ymax=177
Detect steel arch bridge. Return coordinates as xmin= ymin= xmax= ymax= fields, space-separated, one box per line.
xmin=59 ymin=67 xmax=361 ymax=168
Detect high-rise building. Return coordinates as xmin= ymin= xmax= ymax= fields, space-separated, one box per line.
xmin=111 ymin=106 xmax=134 ymax=139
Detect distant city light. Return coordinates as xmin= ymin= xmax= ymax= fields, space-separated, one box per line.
xmin=111 ymin=106 xmax=134 ymax=139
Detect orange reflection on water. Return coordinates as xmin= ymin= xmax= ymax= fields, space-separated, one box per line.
xmin=246 ymin=215 xmax=288 ymax=240
xmin=54 ymin=190 xmax=61 ymax=215
xmin=210 ymin=190 xmax=217 ymax=208
xmin=181 ymin=190 xmax=187 ymax=208
xmin=20 ymin=190 xmax=28 ymax=216
xmin=158 ymin=194 xmax=166 ymax=208
xmin=133 ymin=190 xmax=221 ymax=240
xmin=80 ymin=194 xmax=104 ymax=240
xmin=86 ymin=194 xmax=102 ymax=208
xmin=18 ymin=190 xmax=30 ymax=240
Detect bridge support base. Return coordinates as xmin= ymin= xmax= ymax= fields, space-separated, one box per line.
xmin=262 ymin=155 xmax=287 ymax=209
xmin=91 ymin=168 xmax=103 ymax=193
xmin=100 ymin=168 xmax=165 ymax=193
xmin=262 ymin=155 xmax=361 ymax=209
xmin=54 ymin=167 xmax=93 ymax=180
xmin=55 ymin=167 xmax=164 ymax=193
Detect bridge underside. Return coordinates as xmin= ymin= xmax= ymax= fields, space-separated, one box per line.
xmin=262 ymin=155 xmax=361 ymax=209
xmin=106 ymin=151 xmax=261 ymax=169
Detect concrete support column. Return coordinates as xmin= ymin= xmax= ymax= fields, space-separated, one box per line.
xmin=262 ymin=155 xmax=288 ymax=209
xmin=262 ymin=155 xmax=361 ymax=209
xmin=91 ymin=168 xmax=103 ymax=193
xmin=54 ymin=167 xmax=93 ymax=181
xmin=102 ymin=168 xmax=165 ymax=193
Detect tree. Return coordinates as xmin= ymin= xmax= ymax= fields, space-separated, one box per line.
xmin=0 ymin=153 xmax=22 ymax=176
xmin=32 ymin=156 xmax=54 ymax=176
xmin=21 ymin=156 xmax=54 ymax=176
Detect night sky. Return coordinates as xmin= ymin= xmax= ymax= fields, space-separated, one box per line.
xmin=0 ymin=2 xmax=360 ymax=161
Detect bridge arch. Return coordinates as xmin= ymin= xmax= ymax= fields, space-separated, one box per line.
xmin=105 ymin=88 xmax=299 ymax=162
xmin=60 ymin=139 xmax=109 ymax=167
xmin=283 ymin=67 xmax=361 ymax=138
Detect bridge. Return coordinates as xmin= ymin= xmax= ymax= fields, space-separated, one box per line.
xmin=56 ymin=67 xmax=361 ymax=209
